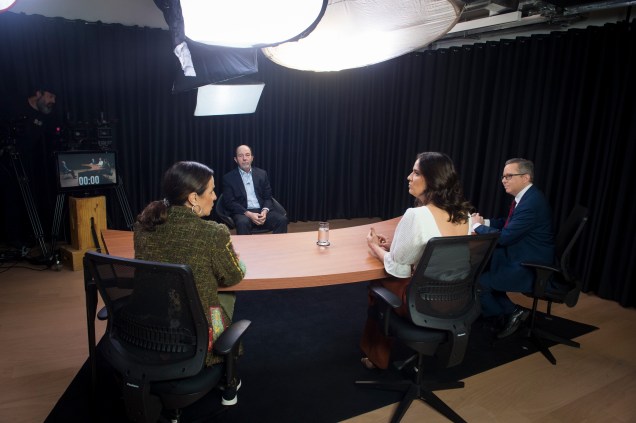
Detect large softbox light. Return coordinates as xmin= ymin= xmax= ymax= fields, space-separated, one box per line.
xmin=0 ymin=1 xmax=17 ymax=13
xmin=180 ymin=0 xmax=327 ymax=48
xmin=262 ymin=0 xmax=462 ymax=72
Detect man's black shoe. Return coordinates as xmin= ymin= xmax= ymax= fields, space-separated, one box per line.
xmin=497 ymin=307 xmax=529 ymax=339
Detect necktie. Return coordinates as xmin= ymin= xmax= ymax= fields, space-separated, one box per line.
xmin=504 ymin=200 xmax=516 ymax=228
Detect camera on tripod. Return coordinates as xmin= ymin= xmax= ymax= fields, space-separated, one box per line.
xmin=1 ymin=115 xmax=121 ymax=267
xmin=0 ymin=117 xmax=53 ymax=263
xmin=60 ymin=116 xmax=116 ymax=151
xmin=0 ymin=118 xmax=27 ymax=157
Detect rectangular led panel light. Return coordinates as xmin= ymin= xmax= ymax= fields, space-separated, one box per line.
xmin=194 ymin=82 xmax=265 ymax=116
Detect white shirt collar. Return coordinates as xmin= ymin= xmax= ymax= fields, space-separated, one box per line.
xmin=238 ymin=167 xmax=252 ymax=176
xmin=515 ymin=183 xmax=533 ymax=205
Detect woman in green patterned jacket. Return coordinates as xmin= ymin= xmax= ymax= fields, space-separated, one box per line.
xmin=134 ymin=161 xmax=246 ymax=368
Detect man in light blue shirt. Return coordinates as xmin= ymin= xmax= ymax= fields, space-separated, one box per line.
xmin=221 ymin=145 xmax=288 ymax=235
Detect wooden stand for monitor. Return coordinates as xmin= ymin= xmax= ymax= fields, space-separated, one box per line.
xmin=59 ymin=196 xmax=107 ymax=270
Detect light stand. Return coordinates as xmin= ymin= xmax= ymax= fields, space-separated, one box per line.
xmin=114 ymin=179 xmax=135 ymax=230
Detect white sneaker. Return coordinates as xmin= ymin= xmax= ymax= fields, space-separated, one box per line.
xmin=221 ymin=379 xmax=242 ymax=406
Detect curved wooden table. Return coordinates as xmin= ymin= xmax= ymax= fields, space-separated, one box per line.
xmin=101 ymin=217 xmax=400 ymax=290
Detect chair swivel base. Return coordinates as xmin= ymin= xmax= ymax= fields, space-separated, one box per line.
xmin=524 ymin=325 xmax=581 ymax=365
xmin=355 ymin=379 xmax=466 ymax=423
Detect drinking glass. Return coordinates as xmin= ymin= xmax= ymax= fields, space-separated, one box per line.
xmin=317 ymin=221 xmax=330 ymax=246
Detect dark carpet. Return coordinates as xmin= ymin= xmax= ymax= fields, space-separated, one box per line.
xmin=45 ymin=282 xmax=597 ymax=423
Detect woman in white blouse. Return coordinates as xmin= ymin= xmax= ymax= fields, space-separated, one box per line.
xmin=360 ymin=152 xmax=474 ymax=369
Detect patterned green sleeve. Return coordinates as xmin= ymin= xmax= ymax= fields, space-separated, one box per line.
xmin=210 ymin=223 xmax=245 ymax=287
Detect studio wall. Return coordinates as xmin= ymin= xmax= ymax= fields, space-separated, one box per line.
xmin=1 ymin=12 xmax=634 ymax=306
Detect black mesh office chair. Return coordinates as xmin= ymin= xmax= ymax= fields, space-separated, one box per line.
xmin=214 ymin=193 xmax=287 ymax=234
xmin=83 ymin=251 xmax=250 ymax=423
xmin=356 ymin=233 xmax=499 ymax=423
xmin=521 ymin=204 xmax=589 ymax=365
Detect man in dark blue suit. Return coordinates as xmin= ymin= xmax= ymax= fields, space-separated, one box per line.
xmin=222 ymin=145 xmax=288 ymax=235
xmin=472 ymin=158 xmax=554 ymax=338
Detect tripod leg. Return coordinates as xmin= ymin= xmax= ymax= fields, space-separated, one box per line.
xmin=10 ymin=152 xmax=50 ymax=259
xmin=51 ymin=193 xmax=65 ymax=253
xmin=115 ymin=181 xmax=134 ymax=230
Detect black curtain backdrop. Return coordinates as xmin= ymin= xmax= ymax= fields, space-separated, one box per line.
xmin=1 ymin=13 xmax=634 ymax=306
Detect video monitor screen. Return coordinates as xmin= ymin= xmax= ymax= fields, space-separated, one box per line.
xmin=55 ymin=150 xmax=118 ymax=192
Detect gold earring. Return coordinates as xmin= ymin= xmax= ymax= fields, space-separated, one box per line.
xmin=191 ymin=204 xmax=202 ymax=215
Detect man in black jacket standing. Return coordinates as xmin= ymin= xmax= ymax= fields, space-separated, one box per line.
xmin=1 ymin=86 xmax=58 ymax=251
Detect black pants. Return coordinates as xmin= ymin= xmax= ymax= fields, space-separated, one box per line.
xmin=232 ymin=209 xmax=288 ymax=235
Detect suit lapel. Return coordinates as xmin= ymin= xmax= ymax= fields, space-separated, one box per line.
xmin=511 ymin=185 xmax=536 ymax=223
xmin=233 ymin=168 xmax=248 ymax=200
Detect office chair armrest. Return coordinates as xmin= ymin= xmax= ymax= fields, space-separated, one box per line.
xmin=522 ymin=262 xmax=562 ymax=297
xmin=97 ymin=296 xmax=130 ymax=321
xmin=521 ymin=262 xmax=560 ymax=273
xmin=97 ymin=306 xmax=108 ymax=320
xmin=369 ymin=285 xmax=402 ymax=309
xmin=218 ymin=215 xmax=236 ymax=230
xmin=213 ymin=319 xmax=251 ymax=355
xmin=271 ymin=198 xmax=287 ymax=217
xmin=523 ymin=262 xmax=580 ymax=306
xmin=369 ymin=284 xmax=402 ymax=337
xmin=522 ymin=262 xmax=561 ymax=285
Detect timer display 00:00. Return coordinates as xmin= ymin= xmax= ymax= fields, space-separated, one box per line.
xmin=78 ymin=175 xmax=101 ymax=186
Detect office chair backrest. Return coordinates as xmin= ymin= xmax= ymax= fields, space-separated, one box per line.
xmin=555 ymin=205 xmax=589 ymax=281
xmin=406 ymin=233 xmax=499 ymax=366
xmin=84 ymin=251 xmax=208 ymax=382
xmin=214 ymin=193 xmax=234 ymax=229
